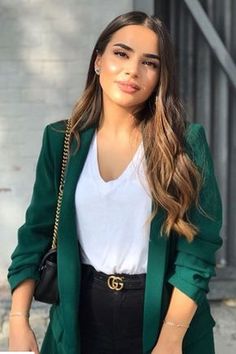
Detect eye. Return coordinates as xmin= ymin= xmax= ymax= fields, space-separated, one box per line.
xmin=143 ymin=60 xmax=159 ymax=69
xmin=113 ymin=50 xmax=128 ymax=58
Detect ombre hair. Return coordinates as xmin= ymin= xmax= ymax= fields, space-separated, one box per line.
xmin=69 ymin=11 xmax=202 ymax=241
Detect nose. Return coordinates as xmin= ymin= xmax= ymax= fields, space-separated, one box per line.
xmin=124 ymin=58 xmax=139 ymax=77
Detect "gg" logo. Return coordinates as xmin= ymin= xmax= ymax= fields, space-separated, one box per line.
xmin=107 ymin=275 xmax=124 ymax=291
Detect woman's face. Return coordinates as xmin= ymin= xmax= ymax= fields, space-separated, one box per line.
xmin=95 ymin=25 xmax=161 ymax=111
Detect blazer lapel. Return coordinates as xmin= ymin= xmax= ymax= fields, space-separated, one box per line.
xmin=59 ymin=124 xmax=96 ymax=273
xmin=57 ymin=125 xmax=96 ymax=350
xmin=142 ymin=206 xmax=168 ymax=353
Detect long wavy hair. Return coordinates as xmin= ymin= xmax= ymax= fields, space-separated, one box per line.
xmin=69 ymin=11 xmax=202 ymax=242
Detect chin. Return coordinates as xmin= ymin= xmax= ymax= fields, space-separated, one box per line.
xmin=115 ymin=100 xmax=141 ymax=109
xmin=112 ymin=95 xmax=143 ymax=107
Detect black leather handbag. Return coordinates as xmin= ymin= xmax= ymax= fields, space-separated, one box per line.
xmin=34 ymin=119 xmax=71 ymax=304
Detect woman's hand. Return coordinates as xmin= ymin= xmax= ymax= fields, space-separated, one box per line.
xmin=151 ymin=341 xmax=182 ymax=354
xmin=8 ymin=317 xmax=39 ymax=354
xmin=150 ymin=287 xmax=196 ymax=354
xmin=151 ymin=327 xmax=183 ymax=354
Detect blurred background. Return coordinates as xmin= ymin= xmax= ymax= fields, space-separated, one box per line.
xmin=0 ymin=0 xmax=235 ymax=352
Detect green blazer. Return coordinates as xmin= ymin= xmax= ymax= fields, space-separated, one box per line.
xmin=8 ymin=120 xmax=222 ymax=354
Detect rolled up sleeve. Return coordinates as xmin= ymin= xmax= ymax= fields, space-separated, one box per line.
xmin=167 ymin=124 xmax=223 ymax=305
xmin=8 ymin=125 xmax=60 ymax=292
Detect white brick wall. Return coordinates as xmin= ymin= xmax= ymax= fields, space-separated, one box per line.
xmin=0 ymin=0 xmax=133 ymax=284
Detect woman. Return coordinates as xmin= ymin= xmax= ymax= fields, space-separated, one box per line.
xmin=8 ymin=11 xmax=222 ymax=354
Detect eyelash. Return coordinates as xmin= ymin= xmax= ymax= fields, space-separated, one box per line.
xmin=113 ymin=50 xmax=159 ymax=69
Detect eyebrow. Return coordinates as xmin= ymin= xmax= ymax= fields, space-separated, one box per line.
xmin=113 ymin=43 xmax=160 ymax=60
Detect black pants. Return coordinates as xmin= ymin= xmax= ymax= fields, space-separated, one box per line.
xmin=78 ymin=265 xmax=145 ymax=354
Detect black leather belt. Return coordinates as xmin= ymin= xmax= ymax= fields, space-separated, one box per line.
xmin=81 ymin=264 xmax=146 ymax=291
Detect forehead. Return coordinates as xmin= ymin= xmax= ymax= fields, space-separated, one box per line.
xmin=108 ymin=25 xmax=159 ymax=53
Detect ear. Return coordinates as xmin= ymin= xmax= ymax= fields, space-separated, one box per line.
xmin=94 ymin=53 xmax=102 ymax=69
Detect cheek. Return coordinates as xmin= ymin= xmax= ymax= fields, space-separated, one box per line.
xmin=99 ymin=58 xmax=122 ymax=93
xmin=142 ymin=72 xmax=159 ymax=95
xmin=102 ymin=57 xmax=121 ymax=75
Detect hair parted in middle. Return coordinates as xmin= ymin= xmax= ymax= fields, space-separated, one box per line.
xmin=69 ymin=11 xmax=203 ymax=242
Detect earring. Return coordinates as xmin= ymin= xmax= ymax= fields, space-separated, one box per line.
xmin=95 ymin=67 xmax=100 ymax=75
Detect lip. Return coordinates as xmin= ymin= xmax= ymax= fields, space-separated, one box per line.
xmin=116 ymin=80 xmax=140 ymax=93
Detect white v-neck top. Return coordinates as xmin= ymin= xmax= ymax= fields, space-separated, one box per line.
xmin=75 ymin=132 xmax=152 ymax=274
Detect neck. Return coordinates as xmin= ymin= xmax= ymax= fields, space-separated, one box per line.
xmin=98 ymin=101 xmax=139 ymax=137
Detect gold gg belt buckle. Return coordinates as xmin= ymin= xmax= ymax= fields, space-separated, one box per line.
xmin=107 ymin=275 xmax=124 ymax=291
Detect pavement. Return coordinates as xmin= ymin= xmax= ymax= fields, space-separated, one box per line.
xmin=0 ymin=284 xmax=236 ymax=353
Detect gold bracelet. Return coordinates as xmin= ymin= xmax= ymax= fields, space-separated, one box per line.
xmin=163 ymin=319 xmax=189 ymax=328
xmin=9 ymin=311 xmax=30 ymax=319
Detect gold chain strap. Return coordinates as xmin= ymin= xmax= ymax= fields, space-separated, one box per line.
xmin=51 ymin=119 xmax=72 ymax=249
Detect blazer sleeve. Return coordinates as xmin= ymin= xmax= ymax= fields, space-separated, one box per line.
xmin=167 ymin=123 xmax=223 ymax=305
xmin=8 ymin=124 xmax=62 ymax=292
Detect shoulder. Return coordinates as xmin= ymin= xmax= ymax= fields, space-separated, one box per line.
xmin=45 ymin=119 xmax=96 ymax=139
xmin=184 ymin=121 xmax=207 ymax=145
xmin=44 ymin=119 xmax=68 ymax=140
xmin=42 ymin=119 xmax=96 ymax=156
xmin=39 ymin=119 xmax=68 ymax=163
xmin=184 ymin=122 xmax=213 ymax=173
